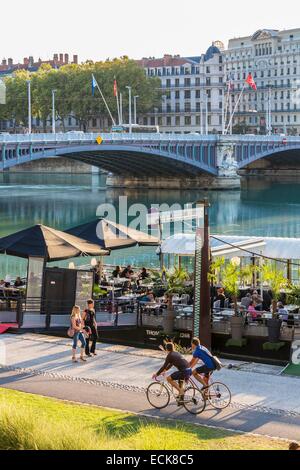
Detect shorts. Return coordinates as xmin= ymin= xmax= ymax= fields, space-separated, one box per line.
xmin=195 ymin=365 xmax=216 ymax=377
xmin=171 ymin=368 xmax=192 ymax=381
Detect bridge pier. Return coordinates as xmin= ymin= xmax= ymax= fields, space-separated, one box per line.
xmin=106 ymin=175 xmax=240 ymax=190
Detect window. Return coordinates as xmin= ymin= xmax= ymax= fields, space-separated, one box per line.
xmin=166 ymin=116 xmax=171 ymax=126
xmin=184 ymin=90 xmax=191 ymax=99
xmin=185 ymin=116 xmax=191 ymax=125
xmin=175 ymin=116 xmax=180 ymax=126
xmin=184 ymin=78 xmax=191 ymax=87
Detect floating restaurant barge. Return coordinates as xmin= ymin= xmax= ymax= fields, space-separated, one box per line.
xmin=1 ymin=230 xmax=300 ymax=365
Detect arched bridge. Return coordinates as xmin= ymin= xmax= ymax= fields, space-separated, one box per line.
xmin=1 ymin=133 xmax=300 ymax=179
xmin=0 ymin=133 xmax=218 ymax=177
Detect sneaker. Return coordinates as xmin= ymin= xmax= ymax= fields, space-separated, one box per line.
xmin=80 ymin=357 xmax=87 ymax=362
xmin=86 ymin=354 xmax=93 ymax=358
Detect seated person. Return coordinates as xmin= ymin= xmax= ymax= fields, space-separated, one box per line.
xmin=112 ymin=266 xmax=121 ymax=278
xmin=248 ymin=301 xmax=261 ymax=320
xmin=277 ymin=302 xmax=288 ymax=321
xmin=14 ymin=277 xmax=24 ymax=288
xmin=241 ymin=293 xmax=252 ymax=309
xmin=121 ymin=265 xmax=132 ymax=278
xmin=125 ymin=270 xmax=134 ymax=280
xmin=122 ymin=281 xmax=133 ymax=293
xmin=140 ymin=290 xmax=155 ymax=302
xmin=152 ymin=342 xmax=192 ymax=406
xmin=139 ymin=267 xmax=150 ymax=280
xmin=215 ymin=287 xmax=226 ymax=309
xmin=252 ymin=290 xmax=263 ymax=304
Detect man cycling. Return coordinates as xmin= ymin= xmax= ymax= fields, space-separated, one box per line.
xmin=153 ymin=342 xmax=192 ymax=405
xmin=189 ymin=337 xmax=217 ymax=389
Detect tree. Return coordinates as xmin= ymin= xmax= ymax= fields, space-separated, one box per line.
xmin=261 ymin=264 xmax=289 ymax=316
xmin=209 ymin=258 xmax=257 ymax=314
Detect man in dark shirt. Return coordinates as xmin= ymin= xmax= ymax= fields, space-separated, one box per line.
xmin=153 ymin=342 xmax=192 ymax=405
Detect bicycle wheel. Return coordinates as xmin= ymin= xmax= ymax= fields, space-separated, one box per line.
xmin=183 ymin=386 xmax=206 ymax=415
xmin=207 ymin=382 xmax=231 ymax=410
xmin=146 ymin=382 xmax=170 ymax=409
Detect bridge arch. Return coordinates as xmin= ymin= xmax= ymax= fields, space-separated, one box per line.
xmin=1 ymin=143 xmax=218 ymax=177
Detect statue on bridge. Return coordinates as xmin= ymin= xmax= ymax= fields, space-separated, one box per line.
xmin=217 ymin=144 xmax=239 ymax=178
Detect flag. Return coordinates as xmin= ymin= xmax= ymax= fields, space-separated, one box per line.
xmin=246 ymin=73 xmax=257 ymax=91
xmin=92 ymin=75 xmax=97 ymax=96
xmin=227 ymin=73 xmax=234 ymax=91
xmin=113 ymin=77 xmax=118 ymax=98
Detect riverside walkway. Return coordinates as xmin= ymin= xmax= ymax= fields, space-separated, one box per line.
xmin=0 ymin=333 xmax=300 ymax=441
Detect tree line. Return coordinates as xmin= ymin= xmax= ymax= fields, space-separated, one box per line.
xmin=0 ymin=57 xmax=161 ymax=132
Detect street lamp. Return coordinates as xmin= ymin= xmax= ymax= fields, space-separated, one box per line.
xmin=126 ymin=86 xmax=132 ymax=133
xmin=52 ymin=89 xmax=57 ymax=134
xmin=26 ymin=80 xmax=32 ymax=134
xmin=133 ymin=95 xmax=139 ymax=125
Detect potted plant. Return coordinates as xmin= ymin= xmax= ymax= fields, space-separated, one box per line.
xmin=163 ymin=267 xmax=189 ymax=334
xmin=262 ymin=264 xmax=289 ymax=343
xmin=209 ymin=257 xmax=256 ymax=342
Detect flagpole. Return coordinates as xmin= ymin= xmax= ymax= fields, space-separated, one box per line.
xmin=116 ymin=92 xmax=120 ymax=125
xmin=92 ymin=74 xmax=116 ymax=126
xmin=223 ymin=82 xmax=230 ymax=135
xmin=120 ymin=93 xmax=123 ymax=124
xmin=226 ymin=83 xmax=246 ymax=135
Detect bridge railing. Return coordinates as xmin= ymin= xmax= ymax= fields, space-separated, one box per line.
xmin=1 ymin=132 xmax=300 ymax=146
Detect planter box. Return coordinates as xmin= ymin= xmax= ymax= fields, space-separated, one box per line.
xmin=245 ymin=325 xmax=268 ymax=337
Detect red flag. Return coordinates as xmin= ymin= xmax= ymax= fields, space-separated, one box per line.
xmin=245 ymin=73 xmax=257 ymax=91
xmin=113 ymin=78 xmax=118 ymax=97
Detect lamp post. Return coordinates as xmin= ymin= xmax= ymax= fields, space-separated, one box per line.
xmin=266 ymin=86 xmax=272 ymax=136
xmin=126 ymin=86 xmax=132 ymax=133
xmin=133 ymin=95 xmax=139 ymax=125
xmin=52 ymin=89 xmax=57 ymax=134
xmin=27 ymin=80 xmax=32 ymax=134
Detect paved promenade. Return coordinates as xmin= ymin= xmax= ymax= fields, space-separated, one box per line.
xmin=0 ymin=333 xmax=300 ymax=441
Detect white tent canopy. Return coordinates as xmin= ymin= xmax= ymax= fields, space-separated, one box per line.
xmin=160 ymin=234 xmax=300 ymax=260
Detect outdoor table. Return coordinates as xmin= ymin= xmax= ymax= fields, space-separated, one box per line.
xmin=285 ymin=305 xmax=299 ymax=313
xmin=182 ymin=306 xmax=193 ymax=314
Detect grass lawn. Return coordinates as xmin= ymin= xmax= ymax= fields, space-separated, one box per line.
xmin=0 ymin=387 xmax=287 ymax=451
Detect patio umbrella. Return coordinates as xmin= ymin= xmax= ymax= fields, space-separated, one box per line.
xmin=0 ymin=224 xmax=109 ymax=262
xmin=66 ymin=219 xmax=160 ymax=250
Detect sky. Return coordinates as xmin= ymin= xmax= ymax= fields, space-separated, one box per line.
xmin=2 ymin=0 xmax=300 ymax=63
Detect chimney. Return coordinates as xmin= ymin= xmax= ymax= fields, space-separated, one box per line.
xmin=8 ymin=58 xmax=13 ymax=67
xmin=73 ymin=54 xmax=78 ymax=64
xmin=53 ymin=53 xmax=58 ymax=61
xmin=64 ymin=53 xmax=69 ymax=64
xmin=59 ymin=53 xmax=64 ymax=62
xmin=2 ymin=59 xmax=7 ymax=66
xmin=29 ymin=56 xmax=34 ymax=66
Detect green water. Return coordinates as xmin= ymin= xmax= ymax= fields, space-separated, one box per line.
xmin=1 ymin=172 xmax=300 ymax=278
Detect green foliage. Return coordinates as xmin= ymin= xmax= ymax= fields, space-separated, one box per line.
xmin=0 ymin=388 xmax=286 ymax=450
xmin=93 ymin=284 xmax=107 ymax=298
xmin=261 ymin=264 xmax=289 ymax=301
xmin=165 ymin=267 xmax=189 ymax=296
xmin=286 ymin=285 xmax=300 ymax=307
xmin=0 ymin=58 xmax=161 ymax=131
xmin=209 ymin=258 xmax=257 ymax=298
xmin=263 ymin=342 xmax=285 ymax=351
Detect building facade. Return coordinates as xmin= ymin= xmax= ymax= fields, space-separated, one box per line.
xmin=224 ymin=28 xmax=300 ymax=135
xmin=138 ymin=43 xmax=225 ymax=134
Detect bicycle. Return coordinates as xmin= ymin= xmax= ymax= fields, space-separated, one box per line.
xmin=146 ymin=376 xmax=206 ymax=414
xmin=184 ymin=373 xmax=232 ymax=415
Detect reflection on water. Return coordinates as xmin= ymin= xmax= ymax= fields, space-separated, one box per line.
xmin=1 ymin=173 xmax=300 ymax=277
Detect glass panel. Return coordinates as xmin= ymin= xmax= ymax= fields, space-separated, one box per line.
xmin=75 ymin=271 xmax=94 ymax=311
xmin=26 ymin=257 xmax=45 ymax=312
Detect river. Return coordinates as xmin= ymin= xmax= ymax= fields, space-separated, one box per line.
xmin=1 ymin=172 xmax=300 ymax=278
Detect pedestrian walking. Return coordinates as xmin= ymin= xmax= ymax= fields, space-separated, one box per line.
xmin=70 ymin=305 xmax=87 ymax=363
xmin=82 ymin=299 xmax=98 ymax=357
